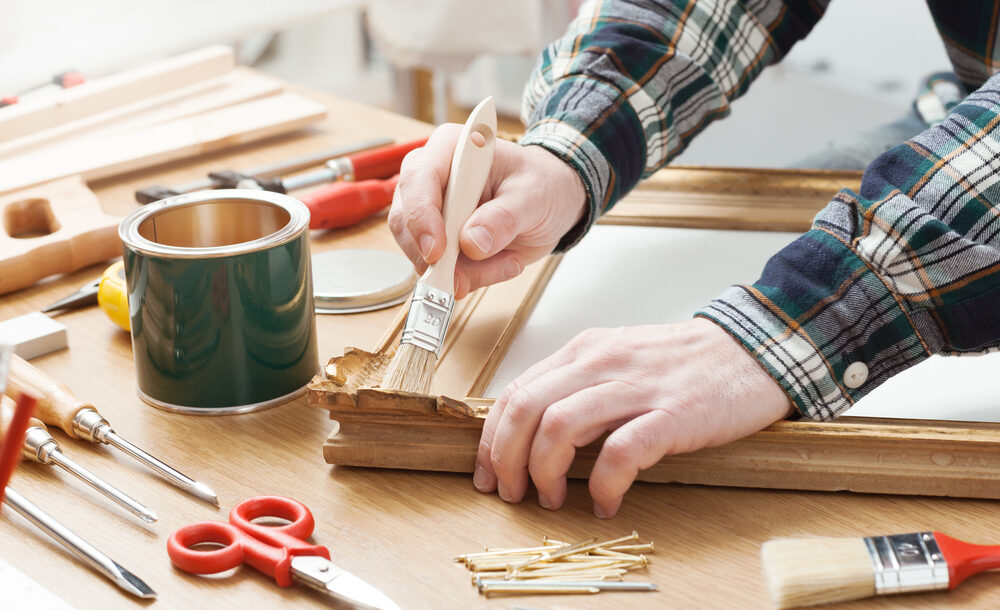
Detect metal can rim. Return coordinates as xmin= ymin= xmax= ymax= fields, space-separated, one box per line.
xmin=118 ymin=189 xmax=310 ymax=259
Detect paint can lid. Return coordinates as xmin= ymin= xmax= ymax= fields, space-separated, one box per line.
xmin=312 ymin=249 xmax=416 ymax=314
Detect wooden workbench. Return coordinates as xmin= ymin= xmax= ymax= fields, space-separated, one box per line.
xmin=3 ymin=88 xmax=1000 ymax=610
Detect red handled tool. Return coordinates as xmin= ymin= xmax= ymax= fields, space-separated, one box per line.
xmin=1 ymin=71 xmax=86 ymax=108
xmin=303 ymin=175 xmax=399 ymax=230
xmin=168 ymin=495 xmax=400 ymax=609
xmin=216 ymin=137 xmax=427 ymax=193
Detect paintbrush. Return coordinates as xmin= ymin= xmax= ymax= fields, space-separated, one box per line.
xmin=380 ymin=97 xmax=497 ymax=394
xmin=762 ymin=531 xmax=1000 ymax=608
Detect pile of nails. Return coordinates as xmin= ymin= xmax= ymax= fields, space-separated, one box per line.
xmin=455 ymin=531 xmax=657 ymax=597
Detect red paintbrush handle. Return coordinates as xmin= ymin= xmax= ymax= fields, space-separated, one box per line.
xmin=935 ymin=531 xmax=1000 ymax=588
xmin=349 ymin=138 xmax=427 ymax=181
xmin=303 ymin=175 xmax=399 ymax=230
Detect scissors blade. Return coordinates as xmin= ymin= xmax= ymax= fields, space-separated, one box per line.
xmin=291 ymin=556 xmax=400 ymax=610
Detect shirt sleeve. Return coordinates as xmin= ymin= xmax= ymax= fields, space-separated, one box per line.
xmin=697 ymin=72 xmax=1000 ymax=421
xmin=518 ymin=0 xmax=828 ymax=250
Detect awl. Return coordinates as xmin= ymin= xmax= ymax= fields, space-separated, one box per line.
xmin=134 ymin=137 xmax=394 ymax=203
xmin=5 ymin=355 xmax=219 ymax=506
xmin=1 ymin=396 xmax=157 ymax=523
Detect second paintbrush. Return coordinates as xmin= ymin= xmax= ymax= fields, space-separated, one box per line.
xmin=380 ymin=97 xmax=498 ymax=395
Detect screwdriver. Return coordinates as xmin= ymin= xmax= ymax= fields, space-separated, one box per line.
xmin=5 ymin=355 xmax=219 ymax=506
xmin=133 ymin=136 xmax=394 ymax=203
xmin=210 ymin=137 xmax=426 ymax=193
xmin=303 ymin=175 xmax=400 ymax=230
xmin=0 ymin=396 xmax=157 ymax=523
xmin=3 ymin=487 xmax=156 ymax=598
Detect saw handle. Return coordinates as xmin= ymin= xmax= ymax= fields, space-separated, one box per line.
xmin=5 ymin=355 xmax=88 ymax=439
xmin=421 ymin=98 xmax=497 ymax=293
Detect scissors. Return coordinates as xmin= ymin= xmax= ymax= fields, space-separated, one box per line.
xmin=167 ymin=495 xmax=400 ymax=609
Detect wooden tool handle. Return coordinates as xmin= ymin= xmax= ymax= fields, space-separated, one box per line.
xmin=6 ymin=355 xmax=88 ymax=438
xmin=421 ymin=97 xmax=497 ymax=293
xmin=0 ymin=395 xmax=45 ymax=433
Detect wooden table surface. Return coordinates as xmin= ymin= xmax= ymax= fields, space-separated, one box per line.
xmin=3 ymin=88 xmax=1000 ymax=610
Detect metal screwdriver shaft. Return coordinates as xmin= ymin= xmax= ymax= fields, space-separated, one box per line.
xmin=6 ymin=355 xmax=219 ymax=506
xmin=3 ymin=487 xmax=156 ymax=599
xmin=1 ymin=398 xmax=159 ymax=523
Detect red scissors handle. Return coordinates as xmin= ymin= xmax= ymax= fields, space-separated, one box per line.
xmin=167 ymin=496 xmax=330 ymax=587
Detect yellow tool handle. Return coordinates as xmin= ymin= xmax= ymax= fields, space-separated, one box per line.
xmin=98 ymin=261 xmax=130 ymax=332
xmin=5 ymin=355 xmax=89 ymax=439
xmin=0 ymin=395 xmax=46 ymax=434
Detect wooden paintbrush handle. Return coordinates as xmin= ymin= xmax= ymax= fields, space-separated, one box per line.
xmin=421 ymin=97 xmax=497 ymax=294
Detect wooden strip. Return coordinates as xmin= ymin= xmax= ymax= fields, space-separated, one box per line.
xmin=0 ymin=93 xmax=327 ymax=195
xmin=0 ymin=68 xmax=284 ymax=159
xmin=0 ymin=45 xmax=234 ymax=143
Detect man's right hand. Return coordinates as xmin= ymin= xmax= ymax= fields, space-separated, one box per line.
xmin=387 ymin=124 xmax=587 ymax=298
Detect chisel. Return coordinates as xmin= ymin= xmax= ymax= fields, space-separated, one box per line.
xmin=0 ymin=396 xmax=156 ymax=523
xmin=133 ymin=137 xmax=394 ymax=203
xmin=5 ymin=355 xmax=218 ymax=506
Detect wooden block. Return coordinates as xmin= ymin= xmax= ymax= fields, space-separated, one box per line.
xmin=0 ymin=45 xmax=235 ymax=143
xmin=0 ymin=68 xmax=285 ymax=160
xmin=0 ymin=93 xmax=328 ymax=195
xmin=0 ymin=176 xmax=121 ymax=295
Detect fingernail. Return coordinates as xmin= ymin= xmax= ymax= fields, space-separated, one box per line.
xmin=473 ymin=465 xmax=489 ymax=490
xmin=593 ymin=504 xmax=607 ymax=519
xmin=419 ymin=235 xmax=435 ymax=261
xmin=497 ymin=480 xmax=513 ymax=503
xmin=468 ymin=226 xmax=494 ymax=255
xmin=538 ymin=493 xmax=552 ymax=509
xmin=502 ymin=258 xmax=522 ymax=280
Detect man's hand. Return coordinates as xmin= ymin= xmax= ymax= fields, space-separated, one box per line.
xmin=474 ymin=318 xmax=794 ymax=518
xmin=388 ymin=124 xmax=586 ymax=299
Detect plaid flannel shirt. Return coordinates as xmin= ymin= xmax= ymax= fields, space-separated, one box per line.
xmin=519 ymin=0 xmax=1000 ymax=420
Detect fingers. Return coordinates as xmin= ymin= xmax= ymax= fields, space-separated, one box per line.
xmin=387 ymin=124 xmax=461 ymax=267
xmin=527 ymin=382 xmax=645 ymax=511
xmin=453 ymin=253 xmax=523 ymax=300
xmin=588 ymin=410 xmax=679 ymax=518
xmin=459 ymin=191 xmax=534 ymax=261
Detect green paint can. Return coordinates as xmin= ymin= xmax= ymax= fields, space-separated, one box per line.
xmin=119 ymin=189 xmax=318 ymax=414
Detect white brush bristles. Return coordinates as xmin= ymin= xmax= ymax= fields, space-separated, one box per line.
xmin=380 ymin=343 xmax=437 ymax=394
xmin=761 ymin=537 xmax=875 ymax=608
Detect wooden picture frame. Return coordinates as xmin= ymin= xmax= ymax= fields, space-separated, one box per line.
xmin=307 ymin=166 xmax=1000 ymax=499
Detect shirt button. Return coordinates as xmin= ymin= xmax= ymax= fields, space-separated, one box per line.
xmin=843 ymin=362 xmax=868 ymax=389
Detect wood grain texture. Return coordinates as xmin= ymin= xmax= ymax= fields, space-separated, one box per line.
xmin=3 ymin=83 xmax=1000 ymax=610
xmin=0 ymin=176 xmax=121 ymax=295
xmin=0 ymin=45 xmax=234 ymax=144
xmin=0 ymin=93 xmax=327 ymax=195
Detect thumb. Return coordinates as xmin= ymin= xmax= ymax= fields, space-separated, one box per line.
xmin=459 ymin=191 xmax=544 ymax=261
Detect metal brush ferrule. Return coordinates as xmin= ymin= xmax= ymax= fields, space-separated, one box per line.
xmin=399 ymin=282 xmax=454 ymax=356
xmin=866 ymin=532 xmax=949 ymax=594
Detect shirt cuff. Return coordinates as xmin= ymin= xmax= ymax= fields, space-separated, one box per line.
xmin=696 ymin=227 xmax=931 ymax=421
xmin=518 ymin=75 xmax=646 ymax=251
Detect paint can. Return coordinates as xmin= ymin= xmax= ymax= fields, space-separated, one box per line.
xmin=118 ymin=189 xmax=318 ymax=414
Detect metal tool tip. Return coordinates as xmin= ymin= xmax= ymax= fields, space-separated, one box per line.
xmin=191 ymin=481 xmax=220 ymax=506
xmin=113 ymin=561 xmax=157 ymax=599
xmin=141 ymin=509 xmax=158 ymax=523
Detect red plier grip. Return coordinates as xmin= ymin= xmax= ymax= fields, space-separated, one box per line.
xmin=303 ymin=175 xmax=399 ymax=230
xmin=349 ymin=138 xmax=426 ymax=181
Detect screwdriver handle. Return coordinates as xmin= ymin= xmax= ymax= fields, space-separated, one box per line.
xmin=0 ymin=395 xmax=46 ymax=433
xmin=349 ymin=138 xmax=427 ymax=181
xmin=303 ymin=175 xmax=399 ymax=230
xmin=6 ymin=355 xmax=88 ymax=439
